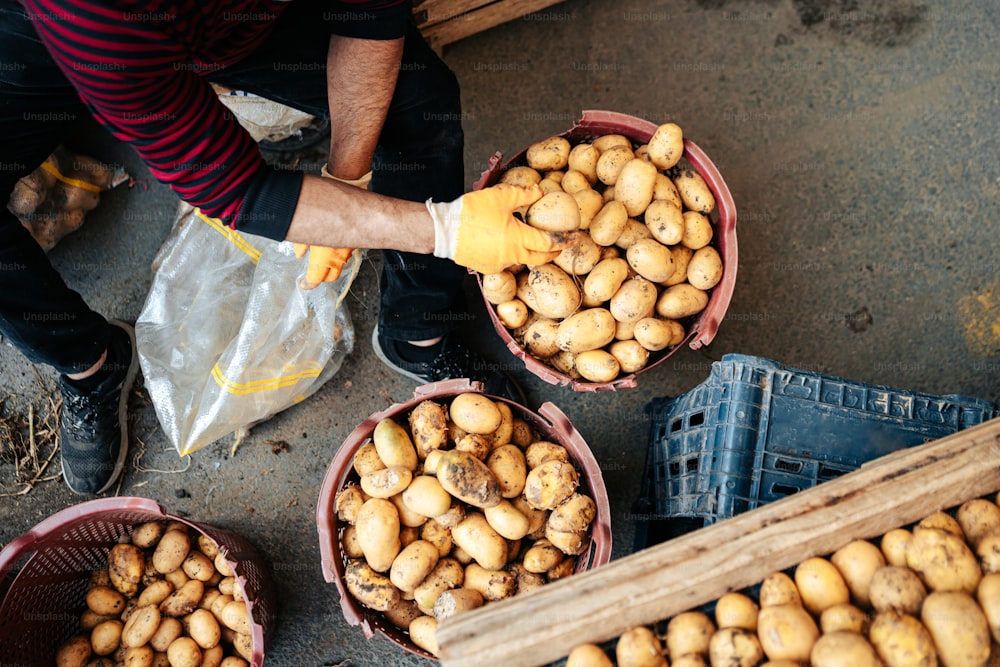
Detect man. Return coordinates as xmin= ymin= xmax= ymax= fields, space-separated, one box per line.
xmin=2 ymin=0 xmax=568 ymax=494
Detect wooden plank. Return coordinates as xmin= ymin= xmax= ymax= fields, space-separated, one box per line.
xmin=413 ymin=0 xmax=497 ymax=29
xmin=436 ymin=417 xmax=1000 ymax=667
xmin=419 ymin=0 xmax=569 ymax=52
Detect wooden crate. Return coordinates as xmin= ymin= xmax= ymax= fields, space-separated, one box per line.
xmin=435 ymin=416 xmax=1000 ymax=666
xmin=414 ymin=0 xmax=570 ymax=53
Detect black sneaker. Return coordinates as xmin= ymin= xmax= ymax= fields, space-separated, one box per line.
xmin=372 ymin=327 xmax=527 ymax=404
xmin=59 ymin=319 xmax=139 ymax=495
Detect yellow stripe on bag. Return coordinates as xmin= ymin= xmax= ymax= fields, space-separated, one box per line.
xmin=40 ymin=161 xmax=103 ymax=193
xmin=195 ymin=209 xmax=262 ymax=263
xmin=210 ymin=364 xmax=323 ymax=395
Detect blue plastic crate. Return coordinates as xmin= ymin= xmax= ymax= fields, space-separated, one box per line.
xmin=643 ymin=353 xmax=998 ymax=530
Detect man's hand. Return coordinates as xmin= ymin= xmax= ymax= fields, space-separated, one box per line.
xmin=427 ymin=184 xmax=576 ymax=274
xmin=293 ymin=167 xmax=371 ymax=289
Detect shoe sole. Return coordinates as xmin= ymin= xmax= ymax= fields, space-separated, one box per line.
xmin=62 ymin=319 xmax=140 ymax=496
xmin=370 ymin=326 xmax=431 ymax=384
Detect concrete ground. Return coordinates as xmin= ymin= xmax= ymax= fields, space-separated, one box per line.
xmin=2 ymin=0 xmax=999 ymax=665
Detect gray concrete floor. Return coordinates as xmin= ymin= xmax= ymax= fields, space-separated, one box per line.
xmin=2 ymin=0 xmax=999 ymax=665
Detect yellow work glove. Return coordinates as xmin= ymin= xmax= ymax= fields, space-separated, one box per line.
xmin=293 ymin=166 xmax=371 ymax=289
xmin=427 ymin=183 xmax=574 ymax=274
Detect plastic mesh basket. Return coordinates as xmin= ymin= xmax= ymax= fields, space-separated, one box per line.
xmin=316 ymin=378 xmax=613 ymax=659
xmin=0 ymin=496 xmax=276 ymax=666
xmin=472 ymin=110 xmax=738 ymax=392
xmin=641 ymin=353 xmax=999 ymax=534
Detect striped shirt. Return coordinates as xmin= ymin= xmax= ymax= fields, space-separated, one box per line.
xmin=20 ymin=0 xmax=411 ymax=239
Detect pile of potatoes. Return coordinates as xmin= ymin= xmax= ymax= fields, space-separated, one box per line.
xmin=55 ymin=520 xmax=254 ymax=667
xmin=482 ymin=123 xmax=724 ymax=384
xmin=566 ymin=494 xmax=1000 ymax=667
xmin=334 ymin=392 xmax=599 ymax=657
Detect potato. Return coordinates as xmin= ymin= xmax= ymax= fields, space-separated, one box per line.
xmin=686 ymin=246 xmax=723 ymax=291
xmin=360 ymin=465 xmax=413 ymax=499
xmin=830 ymin=538 xmax=886 ymax=608
xmin=757 ymin=604 xmax=819 ymax=662
xmin=181 ymin=550 xmax=215 ymax=583
xmin=615 ymin=159 xmax=658 ymax=217
xmin=390 ymin=492 xmax=428 ymax=528
xmin=482 ymin=270 xmax=518 ymax=306
xmin=715 ymin=592 xmax=759 ymax=631
xmin=917 ymin=510 xmax=964 ymax=538
xmin=402 ymin=475 xmax=452 ymax=518
xmin=869 ymin=611 xmax=938 ymax=667
xmin=681 ymin=211 xmax=714 ymax=250
xmin=455 ymin=433 xmax=492 ymax=461
xmin=921 ymin=591 xmax=991 ymax=667
xmin=383 ymin=598 xmax=423 ymax=631
xmin=820 ymin=603 xmax=869 ymax=634
xmin=450 ymin=393 xmax=502 ymax=435
xmin=200 ymin=645 xmax=223 ymax=667
xmin=526 ymin=191 xmax=581 ymax=232
xmin=573 ymin=188 xmax=605 ymax=231
xmin=334 ymin=484 xmax=367 ymax=524
xmin=81 ymin=610 xmax=117 ymax=631
xmin=352 ymin=442 xmax=386 ymax=476
xmin=524 ymin=459 xmax=580 ymax=511
xmin=529 ymin=264 xmax=581 ymax=319
xmin=149 ymin=617 xmax=183 ymax=653
xmin=584 ymin=258 xmax=630 ymax=305
xmin=525 ymin=441 xmax=570 ymax=468
xmin=538 ymin=175 xmax=563 ymax=194
xmin=567 ymin=644 xmax=614 ymax=667
xmin=957 ymin=498 xmax=1000 ymax=548
xmin=568 ymin=143 xmax=601 ymax=184
xmin=978 ymin=573 xmax=1000 ymax=643
xmin=593 ymin=134 xmax=632 ymax=152
xmin=413 ymin=557 xmax=464 ymax=612
xmin=869 ymin=565 xmax=927 ymax=614
xmin=759 ymin=572 xmax=801 ymax=608
xmin=616 ymin=625 xmax=667 ymax=667
xmin=483 ymin=500 xmax=531 ymax=541
xmin=634 ymin=317 xmax=685 ymax=352
xmin=795 ymin=556 xmax=851 ymax=615
xmin=231 ymin=633 xmax=253 ymax=662
xmin=123 ymin=645 xmax=154 ymax=667
xmin=589 ymin=200 xmax=629 ymax=247
xmin=434 ymin=501 xmax=466 ymax=529
xmin=709 ymin=627 xmax=763 ymax=667
xmin=437 ymin=450 xmax=503 ymax=509
xmin=355 ymin=497 xmax=402 ymax=572
xmin=108 ymin=543 xmax=145 ymax=598
xmin=496 ymin=299 xmax=530 ymax=329
xmin=545 ymin=521 xmax=589 ymax=555
xmin=166 ymin=637 xmax=201 ymax=667
xmin=626 ymin=238 xmax=675 ymax=283
xmin=91 ymin=619 xmax=124 ymax=656
xmin=666 ymin=610 xmax=716 ymax=657
xmin=499 ymin=166 xmax=542 ymax=188
xmin=810 ymin=631 xmax=881 ymax=667
xmin=574 ymin=349 xmax=620 ymax=383
xmin=614 ymin=219 xmax=654 ymax=250
xmin=610 ymin=278 xmax=659 ymax=324
xmin=159 ymin=579 xmax=204 ymax=617
xmin=977 ymin=532 xmax=1000 ymax=574
xmin=433 ymin=587 xmax=484 ymax=621
xmin=671 ymin=657 xmax=708 ymax=667
xmin=131 ymin=521 xmax=166 ymax=549
xmin=674 ymin=168 xmax=716 ymax=214
xmin=464 ymin=563 xmax=517 ymax=602
xmin=389 ymin=539 xmax=440 ymax=593
xmin=523 ymin=318 xmax=562 ymax=359
xmin=522 ymin=538 xmax=565 ymax=573
xmin=553 ymin=232 xmax=602 ymax=275
xmin=656 ymin=284 xmax=709 ymax=319
xmin=595 ymin=145 xmax=635 ymax=186
xmin=152 ymin=529 xmax=191 ymax=575
xmin=906 ymin=526 xmax=982 ymax=593
xmin=163 ymin=567 xmax=189 ymax=590
xmin=647 ymin=122 xmax=684 ymax=170
xmin=56 ymin=636 xmax=92 ymax=667
xmin=526 ymin=136 xmax=571 ymax=171
xmin=560 ymin=170 xmax=591 ymax=195
xmin=484 ymin=444 xmax=527 ymax=499
xmin=555 ymin=308 xmax=616 ymax=353
xmin=451 ymin=512 xmax=508 ymax=571
xmin=187 ymin=608 xmax=221 ymax=649
xmin=880 ymin=528 xmax=913 ymax=567
xmin=409 ymin=615 xmax=440 ymax=656
xmin=608 ymin=340 xmax=649 ymax=373
xmin=87 ymin=586 xmax=128 ymax=616
xmin=644 ymin=199 xmax=684 ymax=246
xmin=121 ymin=604 xmax=160 ymax=648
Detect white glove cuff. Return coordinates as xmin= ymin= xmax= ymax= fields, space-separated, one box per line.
xmin=426 ymin=198 xmax=460 ymax=260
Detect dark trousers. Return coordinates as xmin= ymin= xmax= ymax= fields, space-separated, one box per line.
xmin=0 ymin=0 xmax=467 ymax=376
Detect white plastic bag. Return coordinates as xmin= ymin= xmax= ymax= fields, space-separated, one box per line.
xmin=136 ymin=202 xmax=358 ymax=455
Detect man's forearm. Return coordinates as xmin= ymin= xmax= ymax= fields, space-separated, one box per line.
xmin=325 ymin=34 xmax=403 ymax=179
xmin=285 ymin=174 xmax=435 ymax=253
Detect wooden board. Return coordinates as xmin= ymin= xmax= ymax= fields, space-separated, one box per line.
xmin=436 ymin=416 xmax=1000 ymax=666
xmin=415 ymin=0 xmax=569 ymax=52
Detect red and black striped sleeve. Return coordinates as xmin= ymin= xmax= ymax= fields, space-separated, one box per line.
xmin=20 ymin=0 xmax=301 ymax=239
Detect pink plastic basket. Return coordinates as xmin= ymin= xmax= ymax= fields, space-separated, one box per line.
xmin=316 ymin=378 xmax=613 ymax=659
xmin=0 ymin=496 xmax=276 ymax=666
xmin=472 ymin=110 xmax=739 ymax=392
